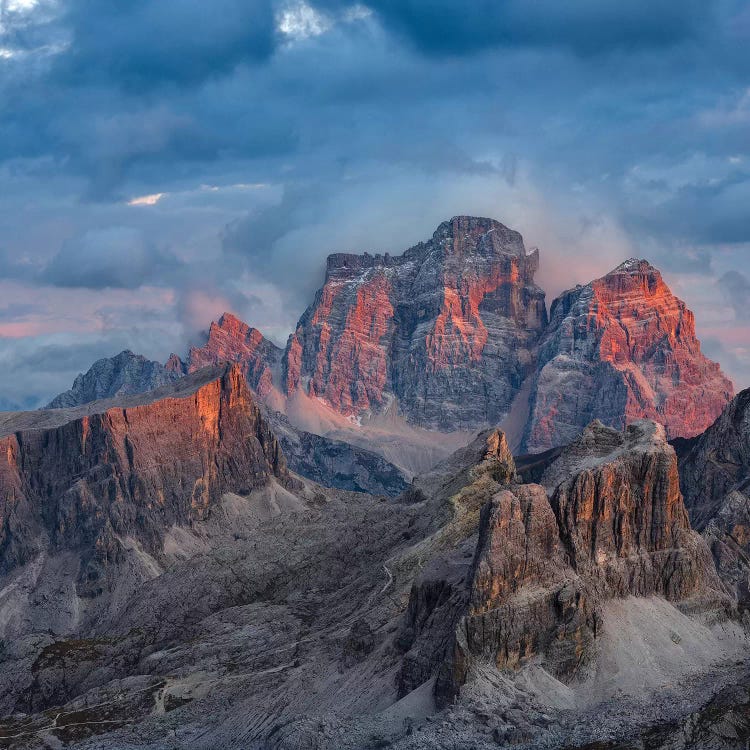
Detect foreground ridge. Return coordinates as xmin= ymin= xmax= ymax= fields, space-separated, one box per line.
xmin=0 ymin=396 xmax=746 ymax=747
xmin=1 ymin=364 xmax=288 ymax=595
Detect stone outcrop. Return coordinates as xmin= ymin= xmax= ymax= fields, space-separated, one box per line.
xmin=399 ymin=419 xmax=722 ymax=706
xmin=524 ymin=259 xmax=734 ymax=452
xmin=396 ymin=429 xmax=520 ymax=697
xmin=544 ymin=420 xmax=717 ymax=601
xmin=186 ymin=312 xmax=283 ymax=397
xmin=283 ymin=216 xmax=547 ymax=430
xmin=438 ymin=483 xmax=595 ymax=702
xmin=266 ymin=411 xmax=409 ymax=496
xmin=46 ymin=350 xmax=181 ymax=409
xmin=676 ymin=389 xmax=750 ymax=608
xmin=0 ymin=364 xmax=289 ymax=593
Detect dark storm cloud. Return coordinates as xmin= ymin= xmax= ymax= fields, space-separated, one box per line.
xmin=40 ymin=227 xmax=183 ymax=289
xmin=56 ymin=0 xmax=277 ymax=90
xmin=1 ymin=0 xmax=750 ymax=406
xmin=333 ymin=0 xmax=712 ymax=57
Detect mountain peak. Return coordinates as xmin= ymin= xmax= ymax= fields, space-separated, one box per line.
xmin=432 ymin=215 xmax=526 ymax=257
xmin=215 ymin=311 xmax=250 ymax=331
xmin=287 ymin=216 xmax=546 ymax=429
xmin=525 ymin=255 xmax=733 ymax=451
xmin=611 ymin=257 xmax=657 ymax=274
xmin=46 ymin=350 xmax=181 ymax=409
xmin=188 ymin=313 xmax=282 ymax=397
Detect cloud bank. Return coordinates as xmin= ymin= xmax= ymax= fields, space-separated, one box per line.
xmin=1 ymin=0 xmax=749 ymax=407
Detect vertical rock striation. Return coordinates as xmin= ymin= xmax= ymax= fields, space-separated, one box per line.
xmin=187 ymin=312 xmax=283 ymax=397
xmin=524 ymin=259 xmax=733 ymax=452
xmin=283 ymin=216 xmax=547 ymax=430
xmin=0 ymin=365 xmax=289 ymax=593
xmin=399 ymin=420 xmax=722 ymax=706
xmin=676 ymin=389 xmax=750 ymax=608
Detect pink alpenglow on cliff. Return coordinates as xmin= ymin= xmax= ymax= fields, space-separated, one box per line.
xmin=187 ymin=313 xmax=283 ymax=398
xmin=282 ymin=216 xmax=548 ymax=431
xmin=524 ymin=259 xmax=734 ymax=453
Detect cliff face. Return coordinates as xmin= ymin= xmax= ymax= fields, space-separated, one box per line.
xmin=398 ymin=420 xmax=721 ymax=706
xmin=524 ymin=259 xmax=734 ymax=453
xmin=676 ymin=389 xmax=750 ymax=608
xmin=43 ymin=224 xmax=733 ymax=464
xmin=283 ymin=216 xmax=547 ymax=430
xmin=265 ymin=411 xmax=409 ymax=496
xmin=544 ymin=420 xmax=715 ymax=601
xmin=186 ymin=312 xmax=283 ymax=397
xmin=46 ymin=350 xmax=182 ymax=409
xmin=0 ymin=365 xmax=288 ymax=594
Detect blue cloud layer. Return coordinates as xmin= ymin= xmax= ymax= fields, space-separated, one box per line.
xmin=0 ymin=0 xmax=749 ymax=405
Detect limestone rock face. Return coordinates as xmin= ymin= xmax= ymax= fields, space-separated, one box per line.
xmin=397 ymin=429 xmax=520 ymax=698
xmin=676 ymin=389 xmax=750 ymax=607
xmin=0 ymin=365 xmax=288 ymax=592
xmin=265 ymin=411 xmax=409 ymax=496
xmin=399 ymin=420 xmax=722 ymax=706
xmin=46 ymin=350 xmax=181 ymax=408
xmin=524 ymin=259 xmax=734 ymax=452
xmin=438 ymin=484 xmax=595 ymax=702
xmin=187 ymin=312 xmax=283 ymax=397
xmin=283 ymin=216 xmax=547 ymax=430
xmin=545 ymin=420 xmax=716 ymax=601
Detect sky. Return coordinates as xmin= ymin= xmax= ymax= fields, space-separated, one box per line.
xmin=0 ymin=0 xmax=749 ymax=408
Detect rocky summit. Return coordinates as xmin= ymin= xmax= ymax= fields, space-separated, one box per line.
xmin=46 ymin=350 xmax=182 ymax=409
xmin=399 ymin=420 xmax=726 ymax=710
xmin=185 ymin=312 xmax=283 ymax=399
xmin=524 ymin=259 xmax=734 ymax=452
xmin=283 ymin=216 xmax=548 ymax=430
xmin=1 ymin=365 xmax=289 ymax=602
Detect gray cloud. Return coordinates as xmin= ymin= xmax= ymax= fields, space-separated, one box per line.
xmin=56 ymin=0 xmax=277 ymax=90
xmin=41 ymin=227 xmax=181 ymax=289
xmin=340 ymin=0 xmax=713 ymax=57
xmin=1 ymin=0 xmax=750 ymax=406
xmin=719 ymin=270 xmax=750 ymax=320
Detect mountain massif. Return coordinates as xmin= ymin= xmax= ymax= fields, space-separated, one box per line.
xmin=45 ymin=217 xmax=733 ymax=472
xmin=523 ymin=259 xmax=734 ymax=452
xmin=0 ymin=369 xmax=747 ymax=748
xmin=5 ymin=215 xmax=743 ymax=748
xmin=284 ymin=216 xmax=547 ymax=430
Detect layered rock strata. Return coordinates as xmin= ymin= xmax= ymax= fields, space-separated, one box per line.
xmin=398 ymin=420 xmax=722 ymax=705
xmin=0 ymin=364 xmax=289 ymax=593
xmin=676 ymin=389 xmax=750 ymax=608
xmin=524 ymin=259 xmax=733 ymax=452
xmin=186 ymin=312 xmax=283 ymax=397
xmin=283 ymin=216 xmax=548 ymax=430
